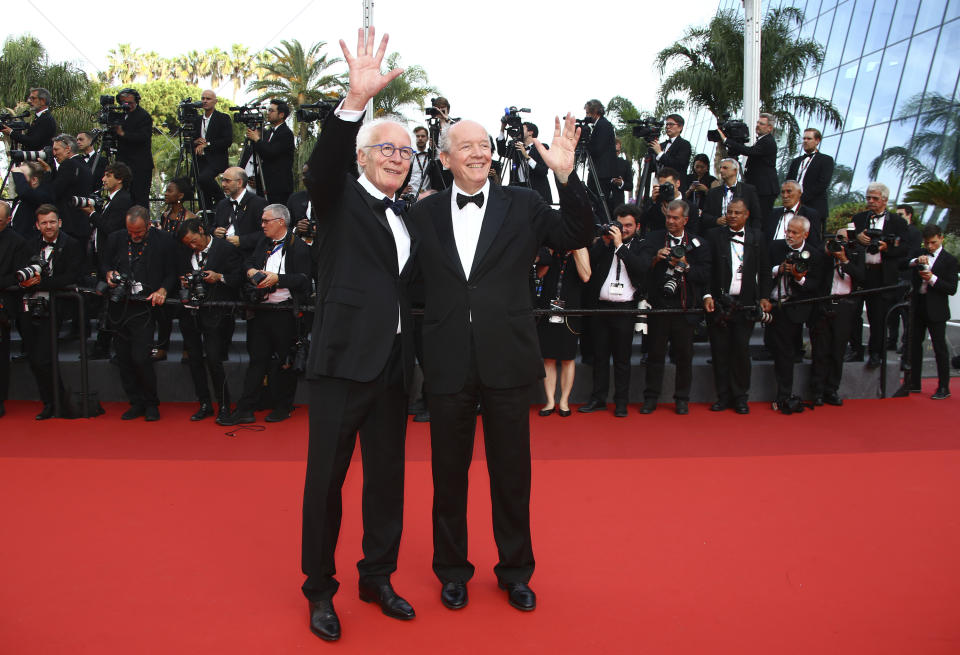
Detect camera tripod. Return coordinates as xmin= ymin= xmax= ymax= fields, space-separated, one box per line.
xmin=636 ymin=143 xmax=657 ymax=207
xmin=574 ymin=131 xmax=611 ymax=224
xmin=499 ymin=136 xmax=532 ymax=189
xmin=172 ymin=123 xmax=210 ymax=218
xmin=239 ymin=134 xmax=269 ymax=199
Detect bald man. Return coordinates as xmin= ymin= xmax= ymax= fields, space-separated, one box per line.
xmin=211 ymin=166 xmax=267 ymax=252
xmin=194 ymin=89 xmax=233 ymax=211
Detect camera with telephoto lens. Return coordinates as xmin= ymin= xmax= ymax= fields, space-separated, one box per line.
xmin=785 ymin=248 xmax=812 ymax=273
xmin=179 ymin=270 xmax=208 ymax=305
xmin=662 ymin=238 xmax=702 ymax=296
xmin=96 ymin=271 xmax=134 ymax=303
xmin=231 ymin=104 xmax=266 ymax=130
xmin=296 ymin=100 xmax=335 ymax=124
xmin=1 ymin=110 xmax=30 ymax=132
xmin=244 ymin=271 xmax=273 ymax=303
xmin=658 ymin=182 xmax=676 ymax=203
xmin=500 ymin=106 xmax=530 ymax=140
xmin=826 ymin=232 xmax=850 ymax=254
xmin=15 ymin=254 xmax=51 ymax=283
xmin=70 ymin=195 xmax=104 ymax=210
xmin=707 ymin=114 xmax=750 ymax=144
xmin=176 ymin=98 xmax=204 ymax=140
xmin=10 ymin=145 xmax=53 ymax=164
xmin=596 ymin=219 xmax=624 ymax=237
xmin=627 ymin=117 xmax=663 ymax=142
xmin=862 ymin=228 xmax=899 ymax=255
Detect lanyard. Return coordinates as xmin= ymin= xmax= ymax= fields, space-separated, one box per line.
xmin=553 ymin=251 xmax=570 ymax=301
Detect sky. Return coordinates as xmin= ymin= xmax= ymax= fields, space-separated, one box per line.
xmin=12 ymin=0 xmax=722 ymax=140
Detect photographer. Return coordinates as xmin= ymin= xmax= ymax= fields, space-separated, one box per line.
xmin=193 ymin=90 xmax=233 ymax=211
xmin=1 ymin=87 xmax=57 ymax=150
xmin=497 ymin=120 xmax=552 ymax=203
xmin=0 ymin=203 xmax=28 ymax=418
xmin=11 ymin=161 xmax=54 ymax=239
xmin=113 ymin=89 xmax=154 ymax=207
xmin=16 ymin=204 xmax=84 ymax=419
xmin=219 ymin=204 xmax=311 ymax=425
xmin=684 ymin=154 xmax=716 ymax=221
xmin=610 ymin=140 xmax=633 ymax=210
xmin=786 ymin=128 xmax=834 ymax=222
xmin=719 ymin=113 xmax=779 ymax=223
xmin=769 ymin=216 xmax=824 ymax=413
xmin=703 ymin=198 xmax=772 ymax=414
xmin=49 ymin=134 xmax=93 ymax=242
xmin=640 ymin=167 xmax=684 ymax=235
xmin=809 ymin=228 xmax=865 ymax=406
xmin=175 ymin=218 xmax=243 ymax=422
xmin=766 ymin=180 xmax=821 ymax=249
xmin=651 ymin=114 xmax=691 ymax=186
xmin=76 ymin=131 xmax=106 ymax=192
xmin=100 ymin=206 xmax=177 ymax=421
xmin=583 ymin=99 xmax=617 ymax=207
xmin=82 ymin=162 xmax=134 ymax=265
xmin=699 ymin=158 xmax=762 ymax=234
xmin=240 ymin=99 xmax=295 ymax=205
xmin=212 ymin=167 xmax=268 ymax=254
xmin=405 ymin=126 xmax=432 ymax=197
xmin=579 ymin=205 xmax=646 ymax=418
xmin=638 ymin=199 xmax=711 ymax=414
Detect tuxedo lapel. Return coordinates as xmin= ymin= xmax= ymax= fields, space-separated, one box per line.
xmin=469 ymin=184 xmax=509 ymax=280
xmin=433 ymin=192 xmax=466 ymax=280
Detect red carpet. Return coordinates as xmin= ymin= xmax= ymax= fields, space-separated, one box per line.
xmin=2 ymin=379 xmax=959 ymax=654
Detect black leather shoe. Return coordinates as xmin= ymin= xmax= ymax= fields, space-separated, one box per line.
xmin=931 ymin=387 xmax=951 ymax=400
xmin=218 ymin=410 xmax=255 ymax=426
xmin=844 ymin=349 xmax=864 ymax=363
xmin=498 ymin=581 xmax=536 ymax=611
xmin=215 ymin=407 xmax=232 ymax=424
xmin=812 ymin=395 xmax=824 ymax=407
xmin=538 ymin=407 xmax=555 ymax=417
xmin=734 ymin=400 xmax=750 ymax=414
xmin=265 ymin=408 xmax=292 ymax=423
xmin=577 ymin=400 xmax=606 ymax=413
xmin=308 ymin=599 xmax=341 ymax=641
xmin=191 ymin=402 xmax=214 ymax=421
xmin=866 ymin=354 xmax=882 ymax=369
xmin=675 ymin=400 xmax=689 ymax=415
xmin=35 ymin=404 xmax=55 ymax=420
xmin=144 ymin=406 xmax=160 ymax=422
xmin=614 ymin=404 xmax=628 ymax=417
xmin=121 ymin=405 xmax=145 ymax=420
xmin=824 ymin=392 xmax=843 ymax=406
xmin=413 ymin=410 xmax=431 ymax=422
xmin=639 ymin=400 xmax=657 ymax=414
xmin=557 ymin=408 xmax=571 ymax=417
xmin=710 ymin=401 xmax=729 ymax=412
xmin=359 ymin=580 xmax=415 ymax=620
xmin=440 ymin=581 xmax=468 ymax=610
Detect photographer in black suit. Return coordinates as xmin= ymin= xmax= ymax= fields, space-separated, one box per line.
xmin=0 ymin=204 xmax=28 ymax=418
xmin=2 ymin=87 xmax=56 ymax=149
xmin=114 ymin=89 xmax=154 ymax=207
xmin=496 ymin=121 xmax=553 ymax=204
xmin=16 ymin=204 xmax=83 ymax=419
xmin=241 ymin=99 xmax=295 ymax=205
xmin=651 ymin=114 xmax=691 ymax=186
xmin=720 ymin=113 xmax=779 ymax=223
xmin=640 ymin=167 xmax=685 ymax=236
xmin=76 ymin=131 xmax=106 ymax=193
xmin=100 ymin=206 xmax=177 ymax=421
xmin=699 ymin=158 xmax=762 ymax=233
xmin=175 ymin=218 xmax=243 ymax=422
xmin=49 ymin=134 xmax=93 ymax=242
xmin=583 ymin=99 xmax=617 ymax=209
xmin=10 ymin=162 xmax=54 ymax=239
xmin=211 ymin=167 xmax=268 ymax=254
xmin=786 ymin=128 xmax=834 ymax=222
xmin=703 ymin=198 xmax=772 ymax=414
xmin=194 ymin=90 xmax=233 ymax=210
xmin=609 ymin=139 xmax=634 ymax=211
xmin=765 ymin=180 xmax=822 ymax=248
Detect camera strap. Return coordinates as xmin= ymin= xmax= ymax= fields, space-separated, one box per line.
xmin=553 ymin=251 xmax=570 ymax=302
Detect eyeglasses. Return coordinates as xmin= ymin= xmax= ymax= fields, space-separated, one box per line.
xmin=261 ymin=217 xmax=282 ymax=224
xmin=364 ymin=142 xmax=415 ymax=159
xmin=664 ymin=122 xmax=679 ymax=127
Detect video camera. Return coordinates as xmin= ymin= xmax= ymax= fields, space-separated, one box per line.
xmin=231 ymin=104 xmax=266 ymax=130
xmin=707 ymin=114 xmax=750 ymax=144
xmin=176 ymin=98 xmax=204 ymax=140
xmin=10 ymin=145 xmax=53 ymax=164
xmin=0 ymin=110 xmax=30 ymax=132
xmin=500 ymin=106 xmax=530 ymax=140
xmin=627 ymin=117 xmax=663 ymax=143
xmin=296 ymin=100 xmax=335 ymax=124
xmin=862 ymin=228 xmax=899 ymax=255
xmin=98 ymin=95 xmax=125 ymax=129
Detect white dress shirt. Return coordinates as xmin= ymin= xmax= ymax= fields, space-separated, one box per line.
xmin=450 ymin=180 xmax=490 ymax=280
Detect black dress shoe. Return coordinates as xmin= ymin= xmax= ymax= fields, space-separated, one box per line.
xmin=577 ymin=400 xmax=606 ymax=413
xmin=710 ymin=401 xmax=729 ymax=412
xmin=931 ymin=387 xmax=951 ymax=400
xmin=218 ymin=410 xmax=255 ymax=426
xmin=812 ymin=395 xmax=824 ymax=407
xmin=498 ymin=581 xmax=536 ymax=611
xmin=359 ymin=580 xmax=415 ymax=620
xmin=265 ymin=408 xmax=292 ymax=423
xmin=866 ymin=354 xmax=882 ymax=369
xmin=734 ymin=400 xmax=750 ymax=414
xmin=823 ymin=392 xmax=843 ymax=406
xmin=844 ymin=349 xmax=864 ymax=363
xmin=308 ymin=599 xmax=341 ymax=641
xmin=538 ymin=407 xmax=555 ymax=417
xmin=558 ymin=408 xmax=571 ymax=417
xmin=614 ymin=404 xmax=628 ymax=418
xmin=12 ymin=352 xmax=28 ymax=362
xmin=144 ymin=406 xmax=160 ymax=422
xmin=35 ymin=404 xmax=55 ymax=420
xmin=675 ymin=400 xmax=689 ymax=415
xmin=215 ymin=407 xmax=232 ymax=424
xmin=190 ymin=402 xmax=214 ymax=421
xmin=121 ymin=405 xmax=145 ymax=420
xmin=440 ymin=581 xmax=468 ymax=610
xmin=413 ymin=410 xmax=431 ymax=422
xmin=639 ymin=399 xmax=657 ymax=414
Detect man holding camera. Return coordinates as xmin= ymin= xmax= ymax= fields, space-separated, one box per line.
xmin=49 ymin=134 xmax=93 ymax=243
xmin=639 ymin=199 xmax=710 ymax=415
xmin=191 ymin=90 xmax=233 ymax=211
xmin=76 ymin=131 xmax=107 ymax=192
xmin=17 ymin=204 xmax=84 ymax=419
xmin=100 ymin=206 xmax=177 ymax=421
xmin=720 ymin=113 xmax=779 ymax=223
xmin=610 ymin=139 xmax=633 ymax=210
xmin=787 ymin=128 xmax=834 ymax=223
xmin=11 ymin=162 xmax=54 ymax=239
xmin=240 ymin=99 xmax=295 ymax=205
xmin=699 ymin=157 xmax=762 ymax=233
xmin=583 ymin=99 xmax=617 ymax=210
xmin=2 ymin=87 xmax=57 ymax=150
xmin=212 ymin=167 xmax=268 ymax=254
xmin=703 ymin=198 xmax=772 ymax=414
xmin=0 ymin=203 xmax=28 ymax=418
xmin=497 ymin=121 xmax=553 ymax=204
xmin=82 ymin=163 xmax=134 ymax=263
xmin=651 ymin=114 xmax=691 ymax=186
xmin=175 ymin=218 xmax=243 ymax=422
xmin=405 ymin=126 xmax=432 ymax=197
xmin=114 ymin=89 xmax=154 ymax=207
xmin=640 ymin=167 xmax=685 ymax=236
xmin=579 ymin=204 xmax=646 ymax=417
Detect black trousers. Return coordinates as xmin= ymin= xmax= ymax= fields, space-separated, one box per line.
xmin=757 ymin=193 xmax=777 ymax=225
xmin=155 ymin=303 xmax=180 ymax=351
xmin=707 ymin=312 xmax=755 ymax=404
xmin=266 ymin=191 xmax=291 ymax=206
xmin=910 ymin=295 xmax=951 ymax=391
xmin=645 ymin=313 xmax=694 ymax=401
xmin=129 ymin=166 xmax=152 ymax=208
xmin=18 ymin=313 xmax=65 ymax=407
xmin=589 ymin=302 xmax=635 ymax=404
xmin=109 ymin=302 xmax=158 ymax=408
xmin=196 ymin=160 xmax=224 ymax=212
xmin=180 ymin=309 xmax=231 ymax=407
xmin=0 ymin=320 xmax=10 ymax=403
xmin=237 ymin=309 xmax=298 ymax=412
xmin=810 ymin=299 xmax=857 ymax=395
xmin=770 ymin=307 xmax=803 ymax=402
xmin=429 ymin=345 xmax=534 ymax=586
xmin=301 ymin=336 xmax=407 ymax=601
xmin=863 ymin=267 xmax=892 ymax=356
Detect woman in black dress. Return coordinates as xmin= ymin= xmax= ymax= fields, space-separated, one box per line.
xmin=536 ymin=247 xmax=591 ymax=417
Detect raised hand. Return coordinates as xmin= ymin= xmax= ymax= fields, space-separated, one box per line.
xmin=339 ymin=26 xmax=404 ymax=111
xmin=532 ymin=113 xmax=580 ymax=185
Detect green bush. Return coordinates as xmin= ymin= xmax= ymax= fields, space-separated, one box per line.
xmin=827 ymin=201 xmax=867 ymax=233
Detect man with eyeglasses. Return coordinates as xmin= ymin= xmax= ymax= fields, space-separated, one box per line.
xmin=211 ymin=166 xmax=268 ymax=254
xmin=240 ymin=99 xmax=295 ymax=205
xmin=2 ymin=87 xmax=57 ymax=150
xmin=651 ymin=114 xmax=691 ymax=188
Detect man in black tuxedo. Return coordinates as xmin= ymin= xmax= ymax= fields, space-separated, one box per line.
xmin=49 ymin=134 xmax=93 ymax=242
xmin=583 ymin=99 xmax=617 ymax=213
xmin=721 ymin=113 xmax=779 ymax=223
xmin=100 ymin=206 xmax=177 ymax=421
xmin=906 ymin=224 xmax=958 ymax=399
xmin=193 ymin=90 xmax=233 ymax=211
xmin=114 ymin=89 xmax=154 ymax=207
xmin=651 ymin=114 xmax=691 ymax=187
xmin=16 ymin=204 xmax=84 ymax=419
xmin=408 ymin=109 xmax=593 ymax=610
xmin=609 ymin=139 xmax=634 ymax=211
xmin=211 ymin=167 xmax=268 ymax=254
xmin=175 ymin=218 xmax=243 ymax=422
xmin=787 ymin=128 xmax=834 ymax=222
xmin=0 ymin=203 xmax=28 ymax=418
xmin=703 ymin=198 xmax=772 ymax=414
xmin=76 ymin=131 xmax=107 ymax=193
xmin=10 ymin=162 xmax=54 ymax=239
xmin=638 ymin=199 xmax=711 ymax=415
xmin=240 ymin=99 xmax=295 ymax=205
xmin=2 ymin=87 xmax=57 ymax=149
xmin=768 ymin=216 xmax=825 ymax=413
xmin=641 ymin=167 xmax=686 ymax=235
xmin=765 ymin=180 xmax=822 ymax=248
xmin=699 ymin=158 xmax=762 ymax=233
xmin=82 ymin=162 xmax=134 ymax=266
xmin=496 ymin=121 xmax=553 ymax=204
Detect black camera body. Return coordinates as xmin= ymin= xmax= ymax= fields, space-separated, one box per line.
xmin=707 ymin=113 xmax=750 ymax=144
xmin=177 ymin=98 xmax=204 ymax=140
xmin=231 ymin=104 xmax=266 ymax=130
xmin=297 ymin=100 xmax=334 ymax=124
xmin=785 ymin=248 xmax=812 ymax=273
xmin=627 ymin=117 xmax=663 ymax=142
xmin=244 ymin=271 xmax=273 ymax=303
xmin=10 ymin=145 xmax=53 ymax=164
xmin=15 ymin=254 xmax=51 ymax=283
xmin=179 ymin=270 xmax=208 ymax=305
xmin=500 ymin=106 xmax=530 ymax=140
xmin=596 ymin=219 xmax=624 ymax=237
xmin=862 ymin=228 xmax=899 ymax=254
xmin=659 ymin=182 xmax=676 ymax=204
xmin=662 ymin=238 xmax=702 ymax=296
xmin=96 ymin=272 xmax=134 ymax=303
xmin=0 ymin=110 xmax=29 ymax=132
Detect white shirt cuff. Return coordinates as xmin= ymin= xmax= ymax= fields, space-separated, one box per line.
xmin=334 ymin=101 xmax=363 ymax=122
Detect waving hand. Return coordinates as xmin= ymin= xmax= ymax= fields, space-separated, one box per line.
xmin=340 ymin=26 xmax=404 ymax=111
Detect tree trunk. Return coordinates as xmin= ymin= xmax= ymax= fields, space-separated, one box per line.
xmin=945 ymin=207 xmax=960 ymax=237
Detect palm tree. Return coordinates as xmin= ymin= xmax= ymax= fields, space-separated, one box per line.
xmin=227 ymin=44 xmax=256 ymax=97
xmin=373 ymin=53 xmax=438 ymax=121
xmin=656 ymin=7 xmax=842 ymax=157
xmin=203 ymin=47 xmax=230 ymax=90
xmin=903 ymin=173 xmax=960 ymax=235
xmin=105 ymin=43 xmax=141 ymax=85
xmin=606 ymin=95 xmax=686 ymax=165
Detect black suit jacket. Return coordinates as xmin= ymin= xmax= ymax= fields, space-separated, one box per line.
xmin=81 ymin=152 xmax=108 ymax=193
xmin=815 ymin=245 xmax=866 ymax=297
xmin=0 ymin=228 xmax=28 ymax=314
xmin=90 ymin=189 xmax=133 ymax=257
xmin=639 ymin=230 xmax=712 ymax=318
xmin=699 ymin=181 xmax=763 ymax=233
xmin=588 ymin=116 xmax=618 ymax=178
xmin=908 ymin=248 xmax=958 ymax=323
xmin=705 ymin=227 xmax=772 ymax=305
xmin=769 ymin=240 xmax=825 ymax=322
xmin=177 ymin=236 xmax=244 ymax=302
xmin=586 ymin=235 xmax=646 ymax=304
xmin=11 ymin=173 xmax=54 ymax=239
xmin=408 ymin=172 xmax=594 ymax=393
xmin=725 ymin=133 xmax=779 ymax=195
xmin=116 ymin=106 xmax=154 ymax=172
xmin=787 ymin=151 xmax=834 ymax=221
xmin=198 ymin=110 xmax=233 ymax=175
xmin=211 ymin=191 xmax=268 ymax=252
xmin=23 ymin=231 xmax=84 ymax=291
xmin=100 ymin=227 xmax=177 ymax=295
xmin=246 ymin=121 xmax=295 ymax=195
xmin=656 ymin=135 xmax=691 ymax=184
xmin=764 ymin=205 xmax=822 ymax=248
xmin=610 ymin=156 xmax=634 ymax=207
xmin=851 ymin=210 xmax=909 ymax=286
xmin=51 ymin=155 xmax=93 ymax=240
xmin=11 ymin=111 xmax=57 ymax=150
xmin=244 ymin=232 xmax=312 ymax=305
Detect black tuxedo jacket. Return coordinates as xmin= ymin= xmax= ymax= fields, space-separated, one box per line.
xmin=787 ymin=151 xmax=834 ymax=221
xmin=725 ymin=133 xmax=779 ymax=195
xmin=586 ymin=235 xmax=646 ymax=304
xmin=211 ymin=191 xmax=268 ymax=252
xmin=245 ymin=232 xmax=312 ymax=306
xmin=851 ymin=210 xmax=909 ymax=286
xmin=116 ymin=106 xmax=154 ymax=172
xmin=12 ymin=111 xmax=57 ymax=150
xmin=23 ymin=231 xmax=84 ymax=291
xmin=198 ymin=110 xmax=233 ymax=175
xmin=815 ymin=245 xmax=866 ymax=297
xmin=100 ymin=227 xmax=177 ymax=295
xmin=408 ymin=172 xmax=594 ymax=393
xmin=610 ymin=156 xmax=634 ymax=207
xmin=286 ymin=190 xmax=311 ymax=221
xmin=80 ymin=152 xmax=108 ymax=193
xmin=303 ymin=113 xmax=417 ymax=385
xmin=588 ymin=116 xmax=618 ymax=178
xmin=177 ymin=236 xmax=244 ymax=302
xmin=765 ymin=205 xmax=822 ymax=248
xmin=51 ymin=155 xmax=93 ymax=240
xmin=11 ymin=173 xmax=54 ymax=239
xmin=639 ymin=230 xmax=712 ymax=318
xmin=91 ymin=189 xmax=133 ymax=257
xmin=769 ymin=240 xmax=825 ymax=322
xmin=908 ymin=248 xmax=958 ymax=323
xmin=245 ymin=121 xmax=295 ymax=195
xmin=0 ymin=228 xmax=28 ymax=310
xmin=699 ymin=181 xmax=763 ymax=233
xmin=705 ymin=227 xmax=772 ymax=305
xmin=657 ymin=135 xmax=691 ymax=183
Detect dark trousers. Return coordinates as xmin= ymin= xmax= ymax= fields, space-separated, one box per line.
xmin=429 ymin=346 xmax=534 ymax=585
xmin=155 ymin=303 xmax=180 ymax=351
xmin=109 ymin=303 xmax=158 ymax=408
xmin=589 ymin=302 xmax=635 ymax=404
xmin=129 ymin=167 xmax=152 ymax=208
xmin=810 ymin=299 xmax=856 ymax=395
xmin=301 ymin=336 xmax=407 ymax=601
xmin=757 ymin=193 xmax=776 ymax=224
xmin=770 ymin=307 xmax=803 ymax=402
xmin=0 ymin=322 xmax=10 ymax=402
xmin=864 ymin=267 xmax=891 ymax=356
xmin=237 ymin=309 xmax=298 ymax=412
xmin=910 ymin=295 xmax=951 ymax=391
xmin=644 ymin=313 xmax=694 ymax=401
xmin=196 ymin=160 xmax=224 ymax=212
xmin=707 ymin=312 xmax=754 ymax=404
xmin=180 ymin=310 xmax=231 ymax=407
xmin=266 ymin=191 xmax=291 ymax=205
xmin=18 ymin=313 xmax=65 ymax=406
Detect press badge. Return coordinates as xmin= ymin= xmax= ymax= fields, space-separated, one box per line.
xmin=609 ymin=282 xmax=624 ymax=296
xmin=131 ymin=281 xmax=144 ymax=295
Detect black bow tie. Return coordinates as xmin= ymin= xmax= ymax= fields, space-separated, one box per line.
xmin=729 ymin=231 xmax=744 ymax=238
xmin=456 ymin=192 xmax=484 ymax=209
xmin=271 ymin=239 xmax=284 ymax=248
xmin=872 ymin=213 xmax=885 ymax=222
xmin=383 ymin=196 xmax=407 ymax=216
xmin=803 ymin=151 xmax=815 ymax=159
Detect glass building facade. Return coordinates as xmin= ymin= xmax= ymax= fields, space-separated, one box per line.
xmin=683 ymin=0 xmax=960 ymax=216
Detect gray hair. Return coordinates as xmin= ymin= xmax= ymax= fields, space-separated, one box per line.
xmin=666 ymin=199 xmax=690 ymax=217
xmin=356 ymin=117 xmax=410 ymax=170
xmin=788 ymin=215 xmax=811 ymax=234
xmin=866 ymin=182 xmax=890 ymax=200
xmin=264 ymin=203 xmax=291 ymax=227
xmin=782 ymin=180 xmax=801 ymax=192
xmin=53 ymin=133 xmax=78 ymax=154
xmin=30 ymin=87 xmax=52 ymax=106
xmin=759 ymin=112 xmax=776 ymax=128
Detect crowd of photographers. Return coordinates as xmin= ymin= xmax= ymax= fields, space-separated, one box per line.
xmin=0 ymin=89 xmax=956 ymax=422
